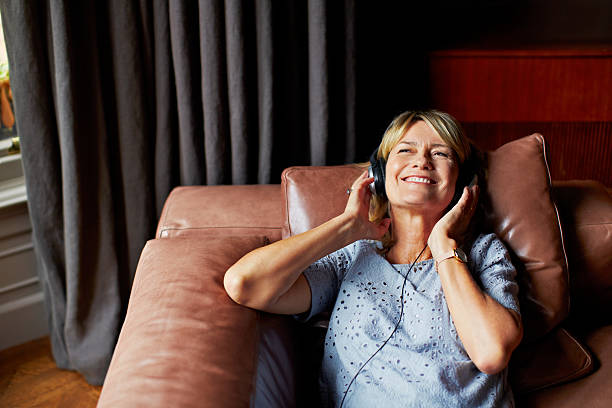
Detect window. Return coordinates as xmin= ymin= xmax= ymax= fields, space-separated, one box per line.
xmin=0 ymin=11 xmax=24 ymax=206
xmin=0 ymin=12 xmax=17 ymax=143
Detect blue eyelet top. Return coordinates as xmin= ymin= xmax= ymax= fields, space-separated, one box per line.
xmin=297 ymin=233 xmax=520 ymax=408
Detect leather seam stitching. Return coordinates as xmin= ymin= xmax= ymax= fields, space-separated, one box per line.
xmin=283 ymin=168 xmax=298 ymax=237
xmin=539 ymin=134 xmax=572 ymax=319
xmin=159 ymin=188 xmax=179 ymax=238
xmin=160 ymin=226 xmax=281 ymax=233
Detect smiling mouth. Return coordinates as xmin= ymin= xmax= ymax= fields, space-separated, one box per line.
xmin=402 ymin=176 xmax=436 ymax=184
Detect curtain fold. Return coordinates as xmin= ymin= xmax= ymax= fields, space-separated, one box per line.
xmin=343 ymin=0 xmax=356 ymax=164
xmin=308 ymin=0 xmax=328 ymax=166
xmin=169 ymin=1 xmax=206 ymax=187
xmin=151 ymin=0 xmax=179 ymax=214
xmin=224 ymin=0 xmax=253 ymax=185
xmin=200 ymin=0 xmax=230 ymax=185
xmin=0 ymin=0 xmax=357 ymax=384
xmin=255 ymin=0 xmax=274 ymax=183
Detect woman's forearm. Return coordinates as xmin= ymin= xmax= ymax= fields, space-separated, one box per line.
xmin=436 ymin=259 xmax=523 ymax=374
xmin=223 ymin=213 xmax=358 ymax=311
xmin=428 ymin=185 xmax=522 ymax=374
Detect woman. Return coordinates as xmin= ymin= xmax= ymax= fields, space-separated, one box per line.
xmin=224 ymin=110 xmax=523 ymax=407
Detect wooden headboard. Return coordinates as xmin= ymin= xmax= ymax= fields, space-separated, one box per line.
xmin=428 ymin=47 xmax=612 ymax=186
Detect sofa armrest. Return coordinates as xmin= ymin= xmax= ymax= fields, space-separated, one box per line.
xmin=98 ymin=236 xmax=267 ymax=408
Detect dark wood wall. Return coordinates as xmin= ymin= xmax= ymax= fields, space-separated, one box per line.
xmin=354 ymin=1 xmax=612 ymax=186
xmin=428 ymin=48 xmax=612 ymax=185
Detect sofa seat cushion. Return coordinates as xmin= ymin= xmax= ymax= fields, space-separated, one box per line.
xmin=98 ymin=236 xmax=267 ymax=408
xmin=510 ymin=327 xmax=594 ymax=394
xmin=157 ymin=185 xmax=283 ymax=242
xmin=517 ymin=325 xmax=612 ymax=408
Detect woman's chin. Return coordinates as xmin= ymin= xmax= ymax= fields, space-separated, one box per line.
xmin=391 ymin=199 xmax=449 ymax=216
xmin=389 ymin=186 xmax=453 ymax=206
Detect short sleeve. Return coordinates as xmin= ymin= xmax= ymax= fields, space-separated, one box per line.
xmin=469 ymin=233 xmax=521 ymax=315
xmin=294 ymin=241 xmax=360 ymax=322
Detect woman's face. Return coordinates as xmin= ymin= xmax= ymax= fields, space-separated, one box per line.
xmin=384 ymin=120 xmax=459 ymax=216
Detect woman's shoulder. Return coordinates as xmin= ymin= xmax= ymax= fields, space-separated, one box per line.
xmin=324 ymin=239 xmax=379 ymax=264
xmin=339 ymin=239 xmax=380 ymax=251
xmin=357 ymin=239 xmax=383 ymax=254
xmin=469 ymin=232 xmax=500 ymax=246
xmin=342 ymin=239 xmax=381 ymax=262
xmin=468 ymin=233 xmax=512 ymax=265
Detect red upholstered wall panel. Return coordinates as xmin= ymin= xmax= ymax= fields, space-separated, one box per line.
xmin=462 ymin=122 xmax=612 ymax=184
xmin=428 ymin=48 xmax=612 ymax=186
xmin=428 ymin=48 xmax=612 ymax=122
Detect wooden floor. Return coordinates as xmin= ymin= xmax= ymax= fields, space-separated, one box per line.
xmin=0 ymin=337 xmax=101 ymax=408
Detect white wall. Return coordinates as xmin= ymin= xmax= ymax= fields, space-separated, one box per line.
xmin=0 ymin=153 xmax=48 ymax=350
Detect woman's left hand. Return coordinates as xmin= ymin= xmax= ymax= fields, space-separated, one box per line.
xmin=428 ymin=183 xmax=479 ymax=259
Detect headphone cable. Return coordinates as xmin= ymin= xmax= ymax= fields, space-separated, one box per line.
xmin=339 ymin=244 xmax=428 ymax=408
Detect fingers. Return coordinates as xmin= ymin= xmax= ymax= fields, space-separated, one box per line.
xmin=470 ymin=184 xmax=479 ymax=210
xmin=430 ymin=184 xmax=479 ymax=248
xmin=353 ymin=170 xmax=373 ymax=187
xmin=348 ymin=171 xmax=374 ymax=197
xmin=457 ymin=184 xmax=479 ymax=215
xmin=343 ymin=171 xmax=384 ymax=240
xmin=345 ymin=171 xmax=374 ymax=218
xmin=466 ymin=184 xmax=479 ymax=215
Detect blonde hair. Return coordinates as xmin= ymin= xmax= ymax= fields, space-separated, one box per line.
xmin=370 ymin=110 xmax=472 ymax=253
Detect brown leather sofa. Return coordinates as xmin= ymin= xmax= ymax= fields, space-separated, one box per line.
xmin=97 ymin=135 xmax=612 ymax=407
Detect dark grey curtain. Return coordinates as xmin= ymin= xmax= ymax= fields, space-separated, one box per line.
xmin=0 ymin=0 xmax=356 ymax=385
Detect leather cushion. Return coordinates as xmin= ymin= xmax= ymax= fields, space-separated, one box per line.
xmin=485 ymin=134 xmax=569 ymax=340
xmin=281 ymin=164 xmax=362 ymax=238
xmin=98 ymin=236 xmax=266 ymax=408
xmin=157 ymin=185 xmax=283 ymax=242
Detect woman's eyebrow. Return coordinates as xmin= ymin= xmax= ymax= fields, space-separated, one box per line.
xmin=397 ymin=141 xmax=450 ymax=149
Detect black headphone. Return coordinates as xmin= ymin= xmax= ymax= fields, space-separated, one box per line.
xmin=368 ymin=149 xmax=387 ymax=199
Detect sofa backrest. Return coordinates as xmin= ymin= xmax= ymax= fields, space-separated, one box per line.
xmin=156 ymin=185 xmax=283 ymax=242
xmin=552 ymin=180 xmax=612 ymax=330
xmin=281 ymin=164 xmax=362 ymax=238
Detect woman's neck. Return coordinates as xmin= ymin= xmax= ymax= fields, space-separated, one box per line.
xmin=386 ymin=209 xmax=440 ymax=264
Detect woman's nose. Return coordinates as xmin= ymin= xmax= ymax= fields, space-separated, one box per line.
xmin=412 ymin=153 xmax=432 ymax=169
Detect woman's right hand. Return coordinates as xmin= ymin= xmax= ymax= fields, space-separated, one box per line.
xmin=343 ymin=171 xmax=391 ymax=241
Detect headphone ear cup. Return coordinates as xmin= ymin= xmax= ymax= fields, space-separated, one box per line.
xmin=369 ymin=150 xmax=387 ymax=199
xmin=375 ymin=157 xmax=386 ymax=199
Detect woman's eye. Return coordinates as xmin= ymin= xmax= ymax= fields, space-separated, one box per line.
xmin=398 ymin=148 xmax=413 ymax=153
xmin=433 ymin=151 xmax=449 ymax=158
